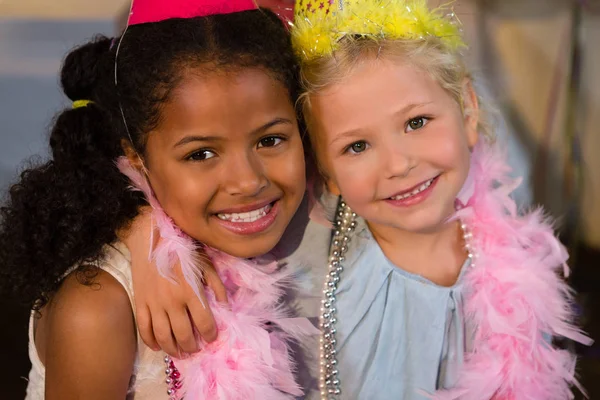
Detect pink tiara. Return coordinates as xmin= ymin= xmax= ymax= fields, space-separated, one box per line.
xmin=128 ymin=0 xmax=258 ymax=26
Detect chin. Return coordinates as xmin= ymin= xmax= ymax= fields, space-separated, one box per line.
xmin=217 ymin=237 xmax=280 ymax=259
xmin=413 ymin=212 xmax=455 ymax=233
xmin=224 ymin=245 xmax=274 ymax=259
xmin=384 ymin=211 xmax=446 ymax=234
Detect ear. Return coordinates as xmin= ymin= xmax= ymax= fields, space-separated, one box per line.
xmin=461 ymin=79 xmax=479 ymax=150
xmin=121 ymin=139 xmax=145 ymax=171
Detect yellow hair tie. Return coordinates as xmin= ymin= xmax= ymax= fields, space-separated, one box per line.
xmin=72 ymin=100 xmax=93 ymax=109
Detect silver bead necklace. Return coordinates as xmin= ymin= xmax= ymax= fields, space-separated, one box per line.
xmin=319 ymin=199 xmax=476 ymax=400
xmin=319 ymin=199 xmax=356 ymax=399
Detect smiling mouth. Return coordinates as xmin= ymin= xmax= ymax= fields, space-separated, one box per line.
xmin=216 ymin=203 xmax=274 ymax=223
xmin=389 ymin=176 xmax=438 ymax=200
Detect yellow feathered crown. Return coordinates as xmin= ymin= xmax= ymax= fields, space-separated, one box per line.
xmin=292 ymin=0 xmax=465 ymax=61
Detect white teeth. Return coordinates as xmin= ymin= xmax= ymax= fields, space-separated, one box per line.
xmin=217 ymin=204 xmax=272 ymax=223
xmin=391 ymin=178 xmax=434 ymax=200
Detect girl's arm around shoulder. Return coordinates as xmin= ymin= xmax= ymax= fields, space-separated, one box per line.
xmin=43 ymin=268 xmax=136 ymax=400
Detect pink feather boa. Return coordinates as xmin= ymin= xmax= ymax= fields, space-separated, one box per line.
xmin=117 ymin=157 xmax=314 ymax=399
xmin=432 ymin=143 xmax=592 ymax=400
xmin=173 ymin=249 xmax=312 ymax=399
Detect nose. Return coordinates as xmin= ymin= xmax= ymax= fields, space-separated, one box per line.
xmin=223 ymin=152 xmax=269 ymax=197
xmin=382 ymin=137 xmax=416 ymax=179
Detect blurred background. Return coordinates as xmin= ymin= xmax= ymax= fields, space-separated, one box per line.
xmin=1 ymin=0 xmax=599 ymax=398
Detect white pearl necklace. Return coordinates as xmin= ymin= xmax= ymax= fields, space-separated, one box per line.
xmin=318 ymin=199 xmax=477 ymax=400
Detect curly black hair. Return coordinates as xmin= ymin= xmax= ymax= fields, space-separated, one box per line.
xmin=0 ymin=9 xmax=300 ymax=311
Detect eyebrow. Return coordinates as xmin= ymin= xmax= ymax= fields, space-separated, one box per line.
xmin=328 ymin=102 xmax=433 ymax=146
xmin=396 ymin=101 xmax=432 ymax=115
xmin=173 ymin=117 xmax=294 ymax=148
xmin=174 ymin=135 xmax=223 ymax=148
xmin=251 ymin=117 xmax=293 ymax=136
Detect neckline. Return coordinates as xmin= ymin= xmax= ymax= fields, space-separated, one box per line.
xmin=354 ymin=216 xmax=471 ymax=290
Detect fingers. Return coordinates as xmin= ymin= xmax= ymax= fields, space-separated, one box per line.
xmin=152 ymin=311 xmax=179 ymax=358
xmin=168 ymin=307 xmax=199 ymax=354
xmin=136 ymin=305 xmax=160 ymax=351
xmin=129 ymin=231 xmax=224 ymax=354
xmin=203 ymin=266 xmax=228 ymax=304
xmin=187 ymin=293 xmax=218 ymax=343
xmin=171 ymin=255 xmax=223 ymax=343
xmin=176 ymin=256 xmax=222 ymax=343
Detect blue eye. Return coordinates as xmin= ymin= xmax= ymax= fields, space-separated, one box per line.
xmin=406 ymin=116 xmax=429 ymax=132
xmin=346 ymin=141 xmax=368 ymax=154
xmin=187 ymin=149 xmax=216 ymax=161
xmin=257 ymin=136 xmax=284 ymax=148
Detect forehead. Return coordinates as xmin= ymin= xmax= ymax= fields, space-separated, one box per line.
xmin=153 ymin=68 xmax=294 ymax=141
xmin=172 ymin=67 xmax=288 ymax=115
xmin=309 ymin=59 xmax=445 ymax=131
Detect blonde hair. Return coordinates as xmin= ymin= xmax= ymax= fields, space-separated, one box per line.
xmin=298 ymin=37 xmax=496 ymax=164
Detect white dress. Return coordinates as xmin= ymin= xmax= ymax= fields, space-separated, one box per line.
xmin=25 ymin=242 xmax=168 ymax=399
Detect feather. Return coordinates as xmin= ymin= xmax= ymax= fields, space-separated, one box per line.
xmin=174 ymin=251 xmax=308 ymax=399
xmin=432 ymin=143 xmax=592 ymax=400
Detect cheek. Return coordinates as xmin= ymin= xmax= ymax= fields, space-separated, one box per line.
xmin=267 ymin=142 xmax=307 ymax=194
xmin=150 ymin=163 xmax=213 ymax=220
xmin=330 ymin=156 xmax=377 ymax=204
xmin=427 ymin=126 xmax=471 ymax=171
xmin=426 ymin=127 xmax=472 ymax=199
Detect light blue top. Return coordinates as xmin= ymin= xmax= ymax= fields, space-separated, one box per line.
xmin=277 ymin=197 xmax=471 ymax=399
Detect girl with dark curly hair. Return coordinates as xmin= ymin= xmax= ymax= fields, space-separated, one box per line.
xmin=0 ymin=1 xmax=310 ymax=398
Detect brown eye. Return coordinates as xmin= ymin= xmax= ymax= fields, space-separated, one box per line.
xmin=406 ymin=117 xmax=429 ymax=132
xmin=188 ymin=149 xmax=216 ymax=161
xmin=257 ymin=136 xmax=283 ymax=148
